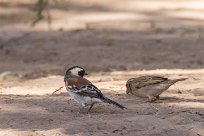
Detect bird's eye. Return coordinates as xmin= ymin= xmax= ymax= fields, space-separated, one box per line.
xmin=78 ymin=70 xmax=84 ymax=77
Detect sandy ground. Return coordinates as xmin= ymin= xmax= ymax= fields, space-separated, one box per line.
xmin=0 ymin=0 xmax=204 ymax=136
xmin=0 ymin=70 xmax=204 ymax=136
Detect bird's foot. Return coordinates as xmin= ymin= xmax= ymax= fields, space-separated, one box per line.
xmin=86 ymin=104 xmax=94 ymax=114
xmin=148 ymin=96 xmax=157 ymax=102
xmin=156 ymin=96 xmax=160 ymax=100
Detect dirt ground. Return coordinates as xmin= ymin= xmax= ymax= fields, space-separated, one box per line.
xmin=0 ymin=0 xmax=204 ymax=136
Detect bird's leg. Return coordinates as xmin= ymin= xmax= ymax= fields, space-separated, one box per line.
xmin=87 ymin=104 xmax=94 ymax=114
xmin=148 ymin=96 xmax=157 ymax=102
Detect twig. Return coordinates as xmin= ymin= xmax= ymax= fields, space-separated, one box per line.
xmin=188 ymin=75 xmax=200 ymax=80
xmin=32 ymin=0 xmax=50 ymax=26
xmin=52 ymin=86 xmax=63 ymax=94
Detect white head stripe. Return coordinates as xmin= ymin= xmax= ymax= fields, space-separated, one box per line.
xmin=70 ymin=67 xmax=83 ymax=76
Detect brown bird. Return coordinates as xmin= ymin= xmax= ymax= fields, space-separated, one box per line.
xmin=126 ymin=76 xmax=187 ymax=102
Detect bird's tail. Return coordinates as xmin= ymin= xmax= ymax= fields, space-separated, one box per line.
xmin=102 ymin=97 xmax=126 ymax=109
xmin=171 ymin=78 xmax=188 ymax=84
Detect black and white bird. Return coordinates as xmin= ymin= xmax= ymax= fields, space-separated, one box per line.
xmin=64 ymin=66 xmax=125 ymax=113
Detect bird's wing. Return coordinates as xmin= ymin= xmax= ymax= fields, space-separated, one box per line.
xmin=129 ymin=76 xmax=168 ymax=88
xmin=75 ymin=83 xmax=103 ymax=98
xmin=66 ymin=76 xmax=103 ymax=98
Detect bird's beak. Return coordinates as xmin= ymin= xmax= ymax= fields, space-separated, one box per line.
xmin=84 ymin=72 xmax=88 ymax=75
